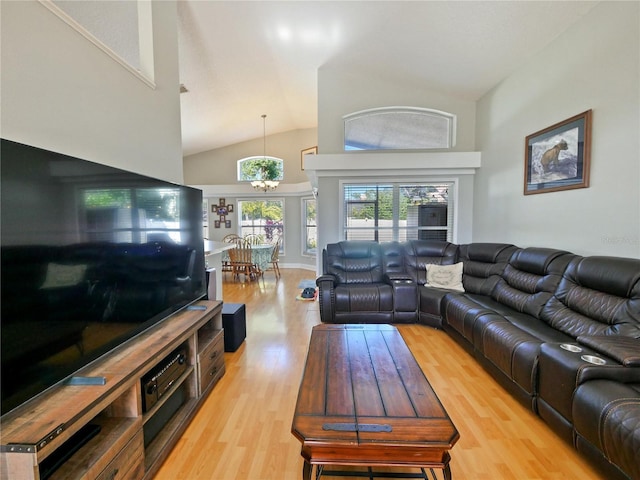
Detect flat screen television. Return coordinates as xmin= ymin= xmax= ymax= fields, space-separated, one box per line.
xmin=1 ymin=139 xmax=206 ymax=416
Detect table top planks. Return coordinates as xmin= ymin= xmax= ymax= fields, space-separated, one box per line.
xmin=292 ymin=324 xmax=459 ymax=471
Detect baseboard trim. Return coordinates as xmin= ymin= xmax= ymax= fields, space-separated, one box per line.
xmin=278 ymin=263 xmax=316 ymax=271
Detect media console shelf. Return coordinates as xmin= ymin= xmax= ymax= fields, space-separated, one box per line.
xmin=0 ymin=300 xmax=224 ymax=480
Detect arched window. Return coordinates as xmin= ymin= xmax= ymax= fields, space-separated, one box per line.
xmin=343 ymin=107 xmax=456 ymax=151
xmin=237 ymin=156 xmax=284 ymax=182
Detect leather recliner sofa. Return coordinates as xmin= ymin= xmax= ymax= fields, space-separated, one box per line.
xmin=316 ymin=240 xmax=640 ymax=480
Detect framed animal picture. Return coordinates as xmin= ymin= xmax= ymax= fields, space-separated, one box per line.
xmin=524 ymin=110 xmax=592 ymax=195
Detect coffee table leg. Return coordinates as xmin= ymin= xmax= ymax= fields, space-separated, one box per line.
xmin=302 ymin=460 xmax=312 ymax=480
xmin=443 ymin=464 xmax=452 ymax=480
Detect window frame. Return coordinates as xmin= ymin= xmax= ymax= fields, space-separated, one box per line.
xmin=343 ymin=106 xmax=457 ymax=151
xmin=237 ymin=197 xmax=285 ymax=252
xmin=82 ymin=186 xmax=183 ymax=243
xmin=339 ymin=179 xmax=458 ymax=243
xmin=301 ymin=196 xmax=317 ymax=257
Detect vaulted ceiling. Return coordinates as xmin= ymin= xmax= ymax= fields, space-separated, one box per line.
xmin=177 ymin=1 xmax=598 ymax=156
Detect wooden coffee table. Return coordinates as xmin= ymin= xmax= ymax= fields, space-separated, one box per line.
xmin=291 ymin=324 xmax=459 ymax=480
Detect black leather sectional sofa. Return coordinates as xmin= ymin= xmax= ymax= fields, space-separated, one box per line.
xmin=316 ymin=240 xmax=640 ymax=480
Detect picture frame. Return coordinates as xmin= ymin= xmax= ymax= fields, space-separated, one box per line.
xmin=214 ymin=220 xmax=221 ymax=229
xmin=225 ymin=220 xmax=231 ymax=228
xmin=219 ymin=198 xmax=226 ymax=206
xmin=524 ymin=110 xmax=592 ymax=195
xmin=227 ymin=204 xmax=234 ymax=213
xmin=301 ymin=146 xmax=318 ymax=171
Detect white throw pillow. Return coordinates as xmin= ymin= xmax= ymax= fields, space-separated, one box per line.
xmin=41 ymin=263 xmax=87 ymax=289
xmin=425 ymin=262 xmax=464 ymax=292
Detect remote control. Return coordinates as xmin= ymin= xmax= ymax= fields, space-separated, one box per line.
xmin=66 ymin=377 xmax=107 ymax=386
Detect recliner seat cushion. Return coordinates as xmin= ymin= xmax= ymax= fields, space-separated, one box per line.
xmin=443 ymin=293 xmax=500 ymax=342
xmin=334 ymin=283 xmax=393 ymax=313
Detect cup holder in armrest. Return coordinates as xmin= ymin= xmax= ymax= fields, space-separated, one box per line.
xmin=560 ymin=343 xmax=582 ymax=353
xmin=581 ymin=354 xmax=606 ymax=365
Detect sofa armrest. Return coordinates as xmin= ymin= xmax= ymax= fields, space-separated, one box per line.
xmin=316 ymin=275 xmax=337 ymax=322
xmin=316 ymin=274 xmax=337 ymax=287
xmin=538 ymin=342 xmax=640 ymax=423
xmin=384 ymin=272 xmax=413 ymax=283
xmin=577 ymin=335 xmax=640 ymax=367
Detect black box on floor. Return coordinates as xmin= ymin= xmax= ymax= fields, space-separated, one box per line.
xmin=222 ymin=303 xmax=246 ymax=352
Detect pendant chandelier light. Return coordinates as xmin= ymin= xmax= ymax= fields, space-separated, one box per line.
xmin=251 ymin=114 xmax=279 ymax=192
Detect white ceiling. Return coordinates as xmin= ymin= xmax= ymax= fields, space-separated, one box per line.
xmin=177 ymin=1 xmax=598 ymax=156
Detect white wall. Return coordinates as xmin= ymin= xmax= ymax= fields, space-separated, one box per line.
xmin=475 ymin=1 xmax=640 ymax=258
xmin=1 ymin=0 xmax=183 ymax=183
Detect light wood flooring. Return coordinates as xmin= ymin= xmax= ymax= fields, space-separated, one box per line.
xmin=154 ymin=269 xmax=605 ymax=480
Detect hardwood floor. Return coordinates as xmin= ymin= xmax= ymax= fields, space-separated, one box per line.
xmin=154 ymin=269 xmax=605 ymax=480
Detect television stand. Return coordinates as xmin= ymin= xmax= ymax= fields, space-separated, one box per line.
xmin=0 ymin=300 xmax=224 ymax=480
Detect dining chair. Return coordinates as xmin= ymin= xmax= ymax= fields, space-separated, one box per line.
xmin=228 ymin=240 xmax=254 ymax=282
xmin=223 ymin=234 xmax=243 ymax=244
xmin=269 ymin=235 xmax=282 ymax=279
xmin=244 ymin=233 xmax=264 ymax=245
xmin=222 ymin=234 xmax=243 ymax=276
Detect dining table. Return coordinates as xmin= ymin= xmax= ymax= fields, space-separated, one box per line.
xmin=222 ymin=243 xmax=274 ymax=276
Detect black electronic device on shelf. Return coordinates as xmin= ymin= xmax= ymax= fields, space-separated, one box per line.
xmin=141 ymin=346 xmax=188 ymax=412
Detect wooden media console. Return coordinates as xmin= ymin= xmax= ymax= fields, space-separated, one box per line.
xmin=0 ymin=300 xmax=224 ymax=480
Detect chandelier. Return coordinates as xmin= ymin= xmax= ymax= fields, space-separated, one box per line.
xmin=251 ymin=114 xmax=279 ymax=192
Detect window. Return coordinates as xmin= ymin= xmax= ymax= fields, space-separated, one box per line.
xmin=83 ymin=187 xmax=182 ymax=243
xmin=238 ymin=157 xmax=284 ymax=182
xmin=302 ymin=197 xmax=316 ymax=256
xmin=237 ymin=199 xmax=284 ymax=247
xmin=343 ymin=183 xmax=454 ymax=242
xmin=343 ymin=107 xmax=456 ymax=151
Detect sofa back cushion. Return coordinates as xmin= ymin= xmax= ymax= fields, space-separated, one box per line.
xmin=541 ymin=256 xmax=640 ymax=338
xmin=324 ymin=241 xmax=383 ymax=284
xmin=458 ymin=243 xmax=518 ymax=295
xmin=403 ymin=240 xmax=458 ymax=285
xmin=491 ymin=247 xmax=574 ymax=318
xmin=380 ymin=241 xmax=406 ymax=275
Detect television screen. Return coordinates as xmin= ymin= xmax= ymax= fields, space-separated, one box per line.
xmin=1 ymin=139 xmax=206 ymax=415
